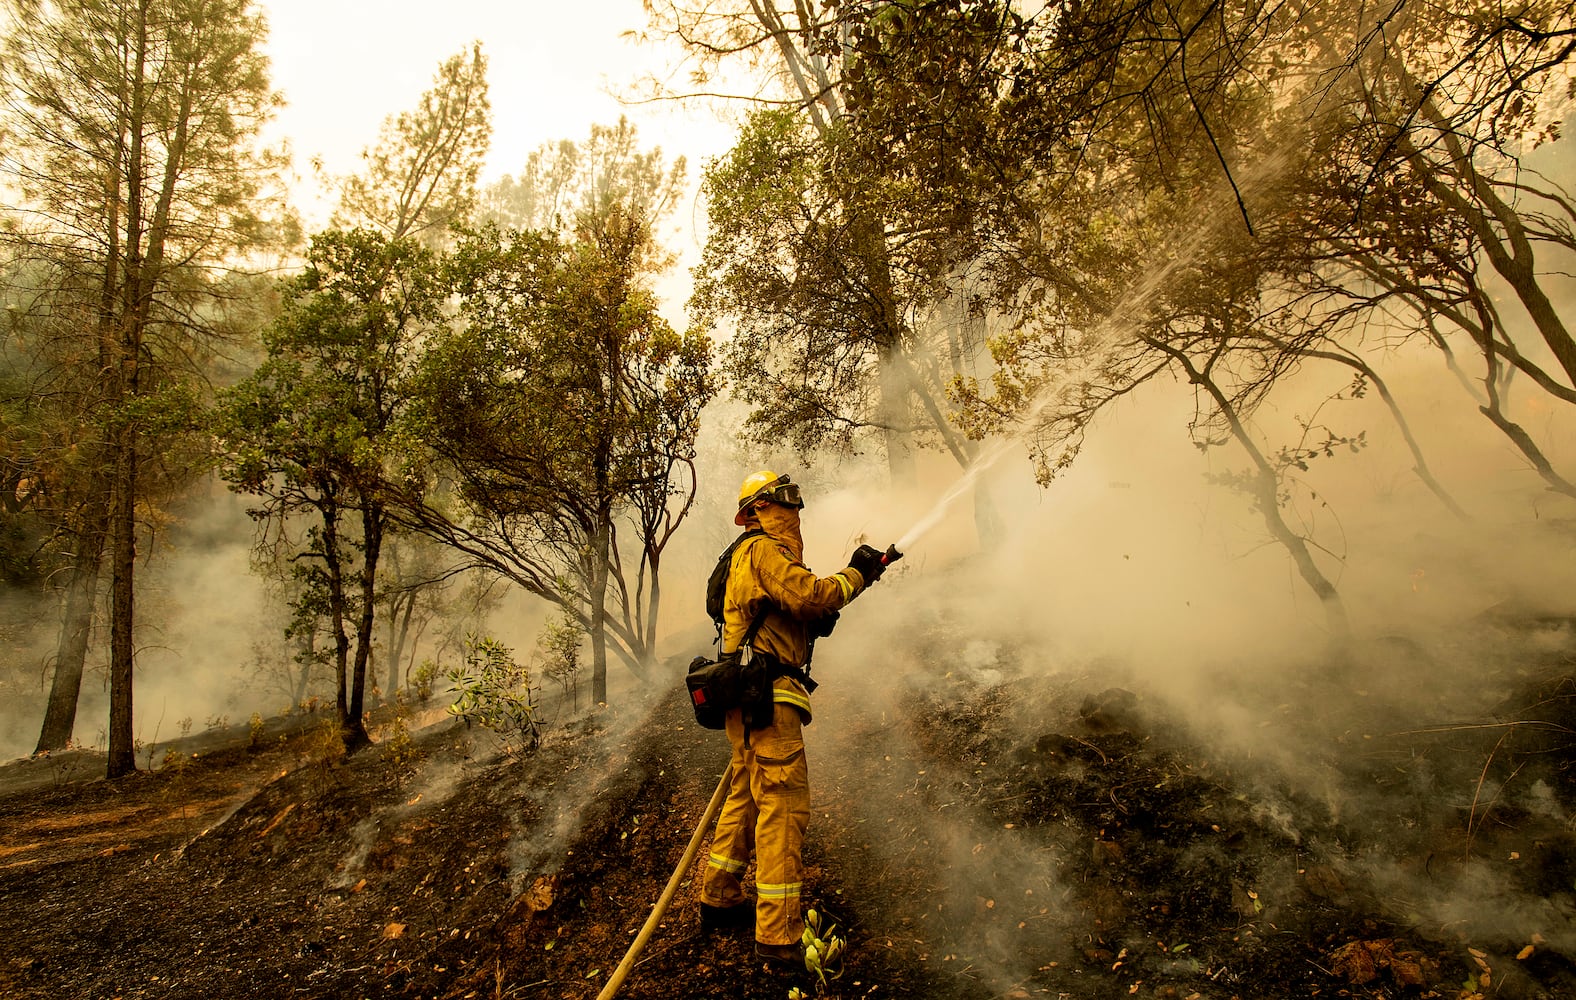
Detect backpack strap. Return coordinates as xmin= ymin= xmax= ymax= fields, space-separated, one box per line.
xmin=712 ymin=529 xmax=767 ymax=644
xmin=722 ymin=536 xmax=818 ymax=701
xmin=734 ymin=602 xmax=770 ymax=653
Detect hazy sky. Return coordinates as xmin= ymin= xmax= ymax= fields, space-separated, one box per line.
xmin=257 ymin=0 xmax=741 ymax=234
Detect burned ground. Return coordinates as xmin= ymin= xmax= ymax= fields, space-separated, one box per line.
xmin=2 ymin=617 xmax=1575 ymax=1000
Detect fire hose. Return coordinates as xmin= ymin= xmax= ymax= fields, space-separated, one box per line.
xmin=594 ymin=768 xmax=730 ymax=1000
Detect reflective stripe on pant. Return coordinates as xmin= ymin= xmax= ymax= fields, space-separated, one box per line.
xmin=700 ymin=697 xmax=811 ymax=946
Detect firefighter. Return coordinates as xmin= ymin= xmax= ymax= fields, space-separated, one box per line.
xmin=699 ymin=470 xmax=892 ymax=966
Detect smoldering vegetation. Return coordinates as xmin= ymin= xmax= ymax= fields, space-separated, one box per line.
xmin=797 ymin=594 xmax=1575 ymax=993
xmin=746 ymin=361 xmax=1576 ymax=996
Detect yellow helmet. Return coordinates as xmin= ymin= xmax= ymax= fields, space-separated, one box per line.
xmin=734 ymin=470 xmax=804 ymax=525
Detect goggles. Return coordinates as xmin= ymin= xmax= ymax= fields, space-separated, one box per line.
xmin=739 ymin=474 xmax=804 ymax=515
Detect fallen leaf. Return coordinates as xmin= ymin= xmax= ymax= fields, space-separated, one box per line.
xmin=1330 ymin=940 xmax=1381 ymax=985
xmin=1391 ymin=954 xmax=1426 ymax=986
xmin=383 ymin=922 xmax=406 ymax=939
xmin=1517 ymin=945 xmax=1535 ymax=961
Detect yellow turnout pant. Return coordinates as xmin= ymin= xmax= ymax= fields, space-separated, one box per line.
xmin=700 ymin=697 xmax=811 ymax=946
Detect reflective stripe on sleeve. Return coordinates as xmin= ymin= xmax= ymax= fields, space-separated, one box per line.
xmin=832 ymin=571 xmax=854 ymax=602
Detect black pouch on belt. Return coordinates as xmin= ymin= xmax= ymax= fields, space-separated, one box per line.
xmin=685 ymin=605 xmax=772 ymax=730
xmin=686 ymin=651 xmax=741 ymax=730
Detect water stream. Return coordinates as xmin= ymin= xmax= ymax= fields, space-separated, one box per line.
xmin=886 ymin=154 xmax=1283 ymax=557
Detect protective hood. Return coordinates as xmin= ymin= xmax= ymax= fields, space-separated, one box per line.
xmin=751 ymin=503 xmax=804 ymax=561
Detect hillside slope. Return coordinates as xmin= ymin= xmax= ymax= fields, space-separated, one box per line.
xmin=3 ymin=622 xmax=1574 ymax=1000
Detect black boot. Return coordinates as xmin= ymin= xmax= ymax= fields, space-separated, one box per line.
xmin=700 ymin=902 xmax=753 ymax=933
xmin=755 ymin=941 xmax=804 ymax=966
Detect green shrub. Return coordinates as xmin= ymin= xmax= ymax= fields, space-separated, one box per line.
xmin=411 ymin=658 xmax=440 ymax=702
xmin=538 ymin=612 xmax=584 ymax=708
xmin=446 ymin=635 xmax=540 ymax=756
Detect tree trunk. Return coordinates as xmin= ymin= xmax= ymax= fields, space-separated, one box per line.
xmin=322 ymin=500 xmax=352 ymax=739
xmin=973 ymin=485 xmax=1003 ymax=553
xmin=1401 ymin=100 xmax=1576 ymax=388
xmin=106 ymin=424 xmax=138 ymax=778
xmin=388 ymin=588 xmax=415 ymax=701
xmin=589 ymin=513 xmax=611 ymax=705
xmin=1165 ymin=341 xmax=1352 ymax=638
xmin=1480 ymin=405 xmax=1576 ymax=500
xmin=292 ymin=620 xmax=317 ymax=711
xmin=34 ymin=512 xmax=108 ymax=753
xmin=851 ymin=208 xmax=915 ymax=489
xmin=345 ymin=502 xmax=382 ymax=750
xmin=642 ymin=550 xmax=660 ymax=669
xmin=106 ymin=0 xmax=154 ymax=783
xmin=876 ymin=342 xmax=916 ymax=488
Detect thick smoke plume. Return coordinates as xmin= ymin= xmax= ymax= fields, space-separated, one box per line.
xmin=674 ymin=326 xmax=1576 ymax=991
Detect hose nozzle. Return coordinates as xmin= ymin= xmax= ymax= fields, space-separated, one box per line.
xmin=881 ymin=544 xmax=903 ymax=566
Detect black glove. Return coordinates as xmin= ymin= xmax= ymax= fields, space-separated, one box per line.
xmin=848 ymin=543 xmax=885 ymax=584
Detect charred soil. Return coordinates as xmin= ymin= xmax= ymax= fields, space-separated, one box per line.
xmin=3 ymin=622 xmax=1575 ymax=1000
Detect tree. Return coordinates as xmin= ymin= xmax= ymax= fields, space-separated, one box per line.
xmin=406 ymin=210 xmax=714 ymax=703
xmin=375 ymin=122 xmax=710 ymax=704
xmin=481 ymin=116 xmax=686 ymax=235
xmin=218 ymin=230 xmax=448 ymax=749
xmin=648 ymin=0 xmax=992 ymax=487
xmin=0 ymin=275 xmax=111 ymax=752
xmin=376 ymin=533 xmax=476 ymax=704
xmin=330 ymin=43 xmax=492 ymax=247
xmin=0 ymin=0 xmax=287 ymax=774
xmin=847 ymin=0 xmax=1576 ymax=632
xmin=218 ymin=47 xmax=493 ymax=749
xmin=1277 ymin=4 xmax=1576 ymax=499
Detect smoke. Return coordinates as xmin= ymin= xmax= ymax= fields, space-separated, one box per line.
xmin=133 ymin=486 xmax=291 ymax=746
xmin=499 ymin=686 xmax=677 ymax=894
xmin=0 ymin=586 xmax=55 ymax=761
xmin=678 ymin=327 xmax=1576 ymax=989
xmin=333 ymin=749 xmax=474 ymax=889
